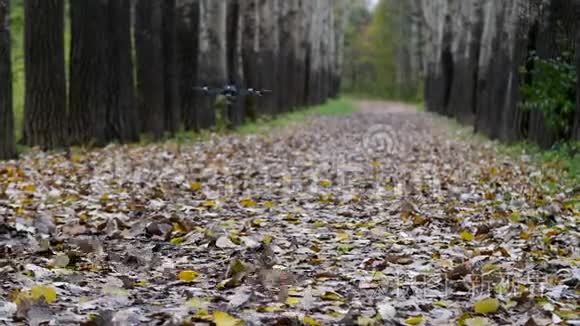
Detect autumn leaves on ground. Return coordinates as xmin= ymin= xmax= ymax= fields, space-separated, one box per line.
xmin=0 ymin=101 xmax=578 ymax=325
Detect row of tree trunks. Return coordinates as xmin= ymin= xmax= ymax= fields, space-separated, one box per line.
xmin=419 ymin=0 xmax=580 ymax=147
xmin=4 ymin=0 xmax=344 ymax=154
xmin=0 ymin=0 xmax=16 ymax=159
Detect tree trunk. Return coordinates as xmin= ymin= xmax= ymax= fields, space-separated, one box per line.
xmin=135 ymin=0 xmax=165 ymax=139
xmin=295 ymin=0 xmax=308 ymax=107
xmin=23 ymin=0 xmax=67 ymax=150
xmin=226 ymin=0 xmax=245 ymax=127
xmin=574 ymin=9 xmax=580 ymax=140
xmin=69 ymin=0 xmax=109 ymax=146
xmin=177 ymin=0 xmax=200 ymax=131
xmin=278 ymin=0 xmax=295 ymax=111
xmin=0 ymin=0 xmax=16 ymax=159
xmin=106 ymin=0 xmax=139 ymax=143
xmin=257 ymin=0 xmax=279 ymax=114
xmin=303 ymin=0 xmax=316 ymax=106
xmin=163 ymin=0 xmax=181 ymax=135
xmin=240 ymin=0 xmax=260 ymax=120
xmin=198 ymin=0 xmax=227 ymax=129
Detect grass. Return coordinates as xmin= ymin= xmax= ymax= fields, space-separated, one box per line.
xmin=433 ymin=114 xmax=580 ymax=186
xmin=499 ymin=141 xmax=580 ymax=186
xmin=237 ymin=98 xmax=356 ymax=135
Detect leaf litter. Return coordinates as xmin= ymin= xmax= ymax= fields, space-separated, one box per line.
xmin=0 ymin=101 xmax=578 ymax=325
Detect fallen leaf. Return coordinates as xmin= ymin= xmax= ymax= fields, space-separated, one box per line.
xmin=178 ymin=270 xmax=199 ymax=283
xmin=405 ymin=315 xmax=424 ymax=325
xmin=213 ymin=311 xmax=243 ymax=326
xmin=29 ymin=286 xmax=57 ymax=304
xmin=460 ymin=230 xmax=475 ymax=242
xmin=304 ymin=315 xmax=322 ymax=326
xmin=474 ymin=298 xmax=499 ymax=314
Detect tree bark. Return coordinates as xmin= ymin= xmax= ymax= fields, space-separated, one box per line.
xmin=23 ymin=0 xmax=67 ymax=150
xmin=0 ymin=0 xmax=16 ymax=159
xmin=135 ymin=0 xmax=165 ymax=139
xmin=163 ymin=0 xmax=181 ymax=135
xmin=106 ymin=0 xmax=139 ymax=143
xmin=257 ymin=0 xmax=279 ymax=114
xmin=278 ymin=0 xmax=295 ymax=111
xmin=198 ymin=0 xmax=227 ymax=129
xmin=226 ymin=0 xmax=245 ymax=127
xmin=295 ymin=0 xmax=309 ymax=107
xmin=69 ymin=0 xmax=109 ymax=146
xmin=240 ymin=0 xmax=260 ymax=119
xmin=574 ymin=6 xmax=580 ymax=140
xmin=177 ymin=0 xmax=200 ymax=131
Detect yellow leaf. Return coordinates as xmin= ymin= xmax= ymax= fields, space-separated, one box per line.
xmin=172 ymin=222 xmax=187 ymax=234
xmin=263 ymin=201 xmax=275 ymax=209
xmin=285 ymin=297 xmax=300 ymax=305
xmin=371 ymin=160 xmax=381 ymax=168
xmin=170 ymin=237 xmax=185 ymax=245
xmin=303 ymin=316 xmax=322 ymax=326
xmin=213 ymin=311 xmax=243 ymax=326
xmin=405 ymin=315 xmax=424 ymax=325
xmin=356 ymin=316 xmax=378 ymax=326
xmin=464 ymin=317 xmax=490 ymax=326
xmin=134 ymin=280 xmax=149 ymax=287
xmin=201 ymin=200 xmax=216 ymax=208
xmin=474 ymin=298 xmax=499 ymax=314
xmin=240 ymin=198 xmax=257 ymax=208
xmin=263 ymin=234 xmax=273 ymax=245
xmin=336 ymin=232 xmax=349 ymax=242
xmin=251 ymin=218 xmax=263 ymax=227
xmin=321 ymin=291 xmax=345 ymax=302
xmin=23 ymin=184 xmax=36 ymax=193
xmin=319 ymin=179 xmax=332 ymax=188
xmin=178 ymin=270 xmax=199 ymax=283
xmin=460 ymin=230 xmax=474 ymax=242
xmin=257 ymin=304 xmax=284 ymax=313
xmin=30 ymin=285 xmax=57 ymax=304
xmin=190 ymin=182 xmax=203 ymax=191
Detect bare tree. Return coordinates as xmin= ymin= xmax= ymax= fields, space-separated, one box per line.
xmin=23 ymin=0 xmax=67 ymax=149
xmin=0 ymin=0 xmax=16 ymax=159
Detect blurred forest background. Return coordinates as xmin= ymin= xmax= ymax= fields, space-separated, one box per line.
xmin=343 ymin=0 xmax=580 ymax=154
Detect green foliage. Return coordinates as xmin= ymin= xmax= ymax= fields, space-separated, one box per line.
xmin=520 ymin=55 xmax=577 ymax=138
xmin=500 ymin=141 xmax=580 ymax=186
xmin=341 ymin=0 xmax=422 ymax=102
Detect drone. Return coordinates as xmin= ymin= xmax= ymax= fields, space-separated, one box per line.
xmin=193 ymin=84 xmax=272 ymax=105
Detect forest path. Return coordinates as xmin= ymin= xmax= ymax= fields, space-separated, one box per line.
xmin=0 ymin=101 xmax=577 ymax=324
